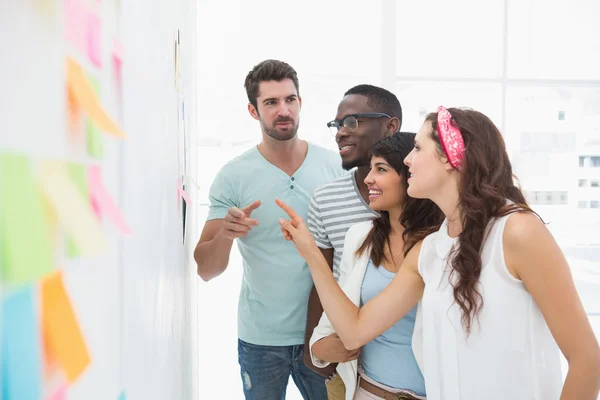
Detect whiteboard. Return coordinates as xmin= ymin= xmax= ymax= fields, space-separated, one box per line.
xmin=0 ymin=1 xmax=199 ymax=399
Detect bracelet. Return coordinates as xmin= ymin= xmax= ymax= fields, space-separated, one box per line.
xmin=324 ymin=371 xmax=337 ymax=384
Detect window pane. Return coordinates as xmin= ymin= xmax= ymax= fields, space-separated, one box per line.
xmin=235 ymin=0 xmax=382 ymax=77
xmin=395 ymin=81 xmax=503 ymax=132
xmin=507 ymin=0 xmax=600 ymax=79
xmin=298 ymin=78 xmax=371 ymax=151
xmin=396 ymin=0 xmax=504 ymax=78
xmin=506 ymin=86 xmax=600 ymax=246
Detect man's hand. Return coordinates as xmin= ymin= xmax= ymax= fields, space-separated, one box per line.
xmin=219 ymin=200 xmax=261 ymax=240
xmin=312 ymin=333 xmax=360 ymax=364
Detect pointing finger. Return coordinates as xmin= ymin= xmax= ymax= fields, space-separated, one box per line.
xmin=275 ymin=198 xmax=299 ymax=220
xmin=242 ymin=200 xmax=261 ymax=214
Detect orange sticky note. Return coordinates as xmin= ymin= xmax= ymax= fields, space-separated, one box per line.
xmin=66 ymin=57 xmax=126 ymax=138
xmin=41 ymin=271 xmax=91 ymax=383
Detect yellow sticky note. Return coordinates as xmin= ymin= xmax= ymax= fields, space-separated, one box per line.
xmin=0 ymin=153 xmax=54 ymax=284
xmin=41 ymin=270 xmax=91 ymax=382
xmin=37 ymin=160 xmax=106 ymax=256
xmin=66 ymin=57 xmax=126 ymax=138
xmin=65 ymin=163 xmax=88 ymax=257
xmin=86 ymin=75 xmax=104 ymax=159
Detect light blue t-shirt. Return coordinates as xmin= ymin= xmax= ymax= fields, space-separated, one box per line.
xmin=207 ymin=142 xmax=345 ymax=346
xmin=360 ymin=259 xmax=426 ymax=396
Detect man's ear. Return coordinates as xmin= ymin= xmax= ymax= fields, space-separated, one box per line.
xmin=248 ymin=103 xmax=259 ymax=121
xmin=386 ymin=117 xmax=400 ymax=135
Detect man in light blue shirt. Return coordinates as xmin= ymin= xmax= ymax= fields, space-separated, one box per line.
xmin=194 ymin=59 xmax=345 ymax=400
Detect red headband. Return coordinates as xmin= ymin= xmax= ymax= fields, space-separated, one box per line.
xmin=436 ymin=106 xmax=465 ymax=171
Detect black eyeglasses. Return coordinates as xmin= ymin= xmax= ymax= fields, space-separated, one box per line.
xmin=326 ymin=113 xmax=392 ymax=136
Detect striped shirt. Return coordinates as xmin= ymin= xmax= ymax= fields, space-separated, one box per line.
xmin=307 ymin=170 xmax=379 ymax=280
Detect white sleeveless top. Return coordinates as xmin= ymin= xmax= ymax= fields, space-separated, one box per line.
xmin=417 ymin=214 xmax=563 ymax=399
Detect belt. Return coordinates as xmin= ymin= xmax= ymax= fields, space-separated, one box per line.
xmin=358 ymin=377 xmax=422 ymax=400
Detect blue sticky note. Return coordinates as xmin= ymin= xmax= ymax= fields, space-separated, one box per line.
xmin=1 ymin=285 xmax=43 ymax=400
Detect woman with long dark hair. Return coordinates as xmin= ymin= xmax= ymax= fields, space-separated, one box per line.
xmin=308 ymin=131 xmax=443 ymax=400
xmin=278 ymin=107 xmax=600 ymax=399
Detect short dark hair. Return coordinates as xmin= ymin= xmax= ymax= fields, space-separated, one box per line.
xmin=344 ymin=84 xmax=402 ymax=129
xmin=244 ymin=59 xmax=300 ymax=109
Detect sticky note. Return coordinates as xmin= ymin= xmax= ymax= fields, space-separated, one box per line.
xmin=88 ymin=165 xmax=132 ymax=235
xmin=49 ymin=384 xmax=67 ymax=400
xmin=87 ymin=12 xmax=102 ymax=67
xmin=1 ymin=285 xmax=44 ymax=400
xmin=35 ymin=0 xmax=58 ymax=16
xmin=112 ymin=39 xmax=123 ymax=95
xmin=86 ymin=75 xmax=104 ymax=159
xmin=66 ymin=57 xmax=126 ymax=138
xmin=65 ymin=163 xmax=88 ymax=257
xmin=42 ymin=271 xmax=91 ymax=383
xmin=178 ymin=179 xmax=191 ymax=205
xmin=0 ymin=153 xmax=54 ymax=284
xmin=64 ymin=0 xmax=85 ymax=52
xmin=185 ymin=174 xmax=201 ymax=190
xmin=37 ymin=160 xmax=106 ymax=256
xmin=117 ymin=391 xmax=127 ymax=400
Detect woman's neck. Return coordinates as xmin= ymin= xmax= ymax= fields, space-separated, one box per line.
xmin=432 ymin=185 xmax=462 ymax=238
xmin=387 ymin=208 xmax=404 ymax=236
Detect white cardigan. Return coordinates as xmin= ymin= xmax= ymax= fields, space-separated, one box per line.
xmin=308 ymin=220 xmax=424 ymax=400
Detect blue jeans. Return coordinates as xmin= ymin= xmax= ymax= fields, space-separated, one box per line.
xmin=238 ymin=339 xmax=328 ymax=400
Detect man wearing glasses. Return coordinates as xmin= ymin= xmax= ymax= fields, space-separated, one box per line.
xmin=302 ymin=84 xmax=402 ymax=399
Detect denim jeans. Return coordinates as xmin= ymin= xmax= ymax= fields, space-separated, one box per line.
xmin=238 ymin=339 xmax=328 ymax=400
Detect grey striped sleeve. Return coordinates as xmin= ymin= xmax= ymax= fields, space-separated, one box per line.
xmin=307 ymin=194 xmax=332 ymax=249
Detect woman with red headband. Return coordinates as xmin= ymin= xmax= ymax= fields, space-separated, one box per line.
xmin=277 ymin=107 xmax=600 ymax=399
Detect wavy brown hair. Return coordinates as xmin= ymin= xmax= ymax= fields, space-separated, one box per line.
xmin=425 ymin=108 xmax=535 ymax=334
xmin=356 ymin=132 xmax=444 ymax=266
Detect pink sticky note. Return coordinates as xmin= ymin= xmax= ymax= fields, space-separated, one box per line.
xmin=112 ymin=39 xmax=123 ymax=93
xmin=87 ymin=12 xmax=102 ymax=67
xmin=88 ymin=165 xmax=132 ymax=235
xmin=65 ymin=0 xmax=85 ymax=52
xmin=91 ymin=195 xmax=101 ymax=219
xmin=49 ymin=384 xmax=67 ymax=400
xmin=178 ymin=179 xmax=191 ymax=205
xmin=113 ymin=39 xmax=123 ymax=63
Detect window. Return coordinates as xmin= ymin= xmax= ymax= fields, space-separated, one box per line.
xmin=558 ymin=110 xmax=566 ymax=121
xmin=580 ymin=156 xmax=600 ymax=168
xmin=591 ymin=201 xmax=600 ymax=209
xmin=395 ymin=81 xmax=503 ymax=132
xmin=507 ymin=0 xmax=600 ymax=79
xmin=592 ymin=180 xmax=600 ymax=188
xmin=395 ymin=0 xmax=504 ymax=78
xmin=579 ymin=201 xmax=588 ymax=209
xmin=579 ymin=179 xmax=587 ymax=187
xmin=528 ymin=191 xmax=569 ymax=206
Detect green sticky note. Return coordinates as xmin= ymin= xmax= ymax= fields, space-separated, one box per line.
xmin=0 ymin=153 xmax=54 ymax=284
xmin=65 ymin=162 xmax=88 ymax=257
xmin=86 ymin=75 xmax=104 ymax=159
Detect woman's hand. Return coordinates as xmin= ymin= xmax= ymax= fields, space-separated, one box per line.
xmin=276 ymin=198 xmax=321 ymax=261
